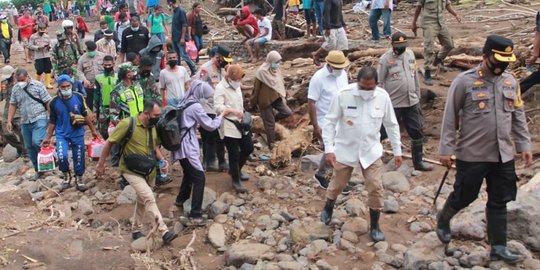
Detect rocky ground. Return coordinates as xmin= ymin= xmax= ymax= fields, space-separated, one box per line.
xmin=1 ymin=0 xmax=540 ymax=270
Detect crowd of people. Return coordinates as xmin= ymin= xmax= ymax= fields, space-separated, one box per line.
xmin=0 ymin=0 xmax=538 ymax=264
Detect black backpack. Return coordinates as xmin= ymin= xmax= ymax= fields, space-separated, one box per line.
xmin=156 ymin=102 xmax=196 ymax=151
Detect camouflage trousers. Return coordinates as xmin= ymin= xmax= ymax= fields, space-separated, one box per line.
xmin=1 ymin=118 xmax=26 ymax=157
xmin=97 ymin=106 xmax=111 ymax=139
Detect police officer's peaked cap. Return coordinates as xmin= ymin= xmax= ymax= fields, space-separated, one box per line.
xmin=216 ymin=45 xmax=233 ymax=63
xmin=483 ymin=35 xmax=516 ymax=62
xmin=391 ymin=32 xmax=409 ymax=48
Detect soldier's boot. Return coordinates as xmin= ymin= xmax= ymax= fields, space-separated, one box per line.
xmin=370 ymin=208 xmax=385 ymax=242
xmin=320 ymin=199 xmax=335 ymax=225
xmin=44 ymin=73 xmax=53 ymax=89
xmin=436 ymin=200 xmax=458 ymax=244
xmin=487 ymin=207 xmax=523 ymax=264
xmin=424 ymin=70 xmax=434 ymax=86
xmin=411 ymin=139 xmax=434 ymax=171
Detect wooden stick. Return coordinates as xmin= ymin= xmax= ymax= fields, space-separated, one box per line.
xmin=383 ymin=150 xmax=456 ymax=168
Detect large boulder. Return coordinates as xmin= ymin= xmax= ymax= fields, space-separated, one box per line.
xmin=289 ymin=220 xmax=331 ymax=244
xmin=382 ymin=171 xmax=410 ymax=193
xmin=507 ymin=172 xmax=540 ymax=251
xmin=403 ymin=232 xmax=446 ymax=270
xmin=2 ymin=144 xmax=19 ymax=162
xmin=183 ymin=188 xmax=217 ymax=215
xmin=225 ymin=241 xmax=273 ymax=267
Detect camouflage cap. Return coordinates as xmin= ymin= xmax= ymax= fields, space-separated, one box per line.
xmin=118 ymin=62 xmax=137 ymax=72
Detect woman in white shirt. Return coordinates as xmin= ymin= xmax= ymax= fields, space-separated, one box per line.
xmin=214 ymin=65 xmax=253 ymax=193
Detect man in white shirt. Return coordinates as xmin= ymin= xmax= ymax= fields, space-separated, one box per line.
xmin=246 ymin=9 xmax=272 ymax=63
xmin=160 ymin=51 xmax=190 ymax=107
xmin=308 ymin=50 xmax=350 ymax=193
xmin=320 ymin=66 xmax=402 ymax=243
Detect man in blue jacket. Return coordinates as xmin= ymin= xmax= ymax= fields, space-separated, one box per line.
xmin=167 ymin=0 xmax=196 ymax=76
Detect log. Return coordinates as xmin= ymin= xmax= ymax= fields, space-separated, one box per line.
xmin=216 ymin=7 xmax=239 ymax=16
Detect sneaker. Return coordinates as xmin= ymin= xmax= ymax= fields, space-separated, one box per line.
xmin=313 ymin=175 xmax=329 ymax=189
xmin=162 ymin=231 xmax=178 ymax=245
xmin=60 ymin=181 xmax=71 ymax=191
xmin=341 ymin=185 xmax=353 ymax=195
xmin=155 ymin=174 xmax=172 ymax=186
xmin=76 ymin=182 xmax=88 ymax=192
xmin=132 ymin=231 xmax=145 ymax=240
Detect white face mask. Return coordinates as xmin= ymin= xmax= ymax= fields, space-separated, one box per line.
xmin=229 ymin=80 xmax=241 ymax=89
xmin=358 ymin=90 xmax=374 ymax=100
xmin=16 ymin=81 xmax=28 ymax=89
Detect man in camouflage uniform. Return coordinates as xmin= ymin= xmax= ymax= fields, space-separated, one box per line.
xmin=0 ymin=65 xmax=25 ymax=158
xmin=411 ymin=0 xmax=462 ymax=85
xmin=52 ymin=30 xmax=79 ymax=77
xmin=94 ymin=55 xmax=117 ymax=139
xmin=138 ymin=56 xmax=162 ymax=103
xmin=109 ymin=63 xmax=145 ymax=126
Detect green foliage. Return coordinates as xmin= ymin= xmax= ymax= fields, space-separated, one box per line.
xmin=11 ymin=0 xmax=61 ymax=9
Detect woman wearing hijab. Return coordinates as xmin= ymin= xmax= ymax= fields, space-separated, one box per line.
xmin=172 ymin=80 xmax=239 ymax=225
xmin=250 ymin=51 xmax=292 ymax=150
xmin=75 ymin=16 xmax=89 ymax=39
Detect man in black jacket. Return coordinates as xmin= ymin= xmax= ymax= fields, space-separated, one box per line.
xmin=94 ymin=20 xmax=119 ymax=47
xmin=120 ymin=16 xmax=149 ymax=62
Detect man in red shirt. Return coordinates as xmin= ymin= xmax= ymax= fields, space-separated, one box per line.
xmin=233 ymin=6 xmax=259 ymax=44
xmin=18 ymin=9 xmax=34 ymax=63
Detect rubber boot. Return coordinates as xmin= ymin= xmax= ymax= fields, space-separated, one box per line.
xmin=411 ymin=139 xmax=434 ymax=171
xmin=230 ymin=162 xmax=247 ymax=193
xmin=436 ymin=200 xmax=458 ymax=244
xmin=370 ymin=208 xmax=385 ymax=242
xmin=320 ymin=199 xmax=335 ymax=225
xmin=239 ymin=158 xmax=250 ymax=181
xmin=36 ymin=74 xmax=42 ymax=83
xmin=487 ymin=207 xmax=523 ymax=264
xmin=205 ymin=143 xmax=219 ymax=172
xmin=433 ymin=56 xmax=443 ymax=67
xmin=424 ymin=69 xmax=433 ymax=86
xmin=75 ymin=175 xmax=88 ymax=192
xmin=45 ymin=73 xmax=53 ymax=89
xmin=60 ymin=171 xmax=71 ymax=190
xmin=217 ymin=142 xmax=229 ymax=171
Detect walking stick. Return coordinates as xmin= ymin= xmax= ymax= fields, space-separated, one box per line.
xmin=433 ymin=155 xmax=456 ymax=207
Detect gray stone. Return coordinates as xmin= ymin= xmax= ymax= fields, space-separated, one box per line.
xmin=315 ymin=260 xmax=338 ymax=270
xmin=301 ymin=154 xmax=323 ymax=172
xmin=410 ymin=221 xmax=432 ymax=233
xmin=78 ymin=196 xmax=94 ymax=215
xmin=507 ymin=240 xmax=532 ymax=259
xmin=208 ymin=223 xmax=226 ymax=248
xmin=391 ymin=244 xmax=407 ymax=253
xmin=131 ymin=236 xmax=162 ymax=252
xmin=225 ymin=241 xmax=273 ymax=267
xmin=377 ymin=252 xmax=403 ymax=268
xmin=277 ymin=261 xmax=303 ymax=270
xmin=276 ymin=254 xmax=294 ymax=262
xmin=344 ymin=198 xmax=365 ymax=217
xmin=451 ymin=200 xmax=486 ymax=240
xmin=214 ymin=214 xmax=228 ymax=224
xmin=256 ymin=215 xmax=279 ymax=230
xmin=383 ymin=198 xmax=399 ymax=213
xmin=341 ymin=217 xmax=368 ymax=235
xmin=382 ymin=171 xmax=410 ymax=193
xmin=183 ymin=188 xmax=217 ymax=215
xmin=219 ymin=192 xmax=236 ymax=205
xmin=428 ymin=261 xmax=451 ymax=270
xmin=507 ymin=172 xmax=540 ymax=250
xmin=0 ymin=159 xmax=26 ymax=177
xmin=465 ymin=246 xmax=489 ymax=267
xmin=305 ymin=239 xmax=328 ymax=256
xmin=209 ymin=201 xmax=230 ymax=218
xmin=341 ymin=230 xmax=359 ymax=243
xmin=116 ymin=185 xmax=137 ymax=204
xmin=374 ymin=241 xmax=389 ymax=252
xmin=289 ymin=221 xmax=331 ymax=244
xmin=404 ymin=232 xmax=447 ymax=270
xmin=523 ymin=258 xmax=540 ymax=269
xmin=2 ymin=144 xmax=19 ymax=163
xmin=239 ymin=263 xmax=255 ymax=270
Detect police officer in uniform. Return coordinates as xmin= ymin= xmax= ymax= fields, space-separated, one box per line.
xmin=411 ymin=0 xmax=462 ymax=85
xmin=438 ymin=35 xmax=533 ymax=264
xmin=377 ymin=32 xmax=433 ymax=171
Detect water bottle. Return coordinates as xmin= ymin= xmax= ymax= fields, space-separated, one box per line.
xmin=159 ymin=159 xmax=168 ymax=178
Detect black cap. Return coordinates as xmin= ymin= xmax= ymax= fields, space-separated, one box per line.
xmin=482 ymin=35 xmax=516 ymax=62
xmin=216 ymin=45 xmax=233 ymax=63
xmin=85 ymin=40 xmax=97 ymax=51
xmin=391 ymin=32 xmax=408 ymax=48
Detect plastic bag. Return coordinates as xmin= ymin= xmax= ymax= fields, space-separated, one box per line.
xmin=186 ymin=40 xmax=198 ymax=60
xmin=108 ymin=122 xmax=116 ymax=137
xmin=37 ymin=146 xmax=56 ymax=172
xmin=88 ymin=138 xmax=105 ymax=160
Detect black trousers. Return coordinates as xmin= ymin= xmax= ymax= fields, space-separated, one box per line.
xmin=447 ymin=159 xmax=518 ymax=211
xmin=34 ymin=58 xmax=53 ymax=75
xmin=0 ymin=38 xmax=11 ymax=62
xmin=381 ymin=103 xmax=423 ymax=141
xmin=85 ymin=87 xmax=94 ymax=111
xmin=223 ymin=134 xmax=254 ymax=178
xmin=520 ymin=70 xmax=540 ymax=94
xmin=176 ymin=158 xmax=205 ymax=217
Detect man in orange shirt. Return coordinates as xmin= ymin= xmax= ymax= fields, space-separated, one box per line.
xmin=17 ymin=9 xmax=33 ymax=63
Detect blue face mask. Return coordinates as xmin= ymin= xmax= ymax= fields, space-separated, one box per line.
xmin=271 ymin=63 xmax=280 ymax=70
xmin=60 ymin=88 xmax=72 ymax=97
xmin=131 ymin=26 xmax=139 ymax=31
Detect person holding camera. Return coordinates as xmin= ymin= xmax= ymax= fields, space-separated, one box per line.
xmin=42 ymin=74 xmax=100 ymax=192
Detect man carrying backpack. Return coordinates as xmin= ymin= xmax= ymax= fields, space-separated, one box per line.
xmin=96 ymin=99 xmax=178 ymax=245
xmin=42 ymin=75 xmax=100 ymax=192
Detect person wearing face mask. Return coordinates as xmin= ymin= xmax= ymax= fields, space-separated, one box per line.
xmin=94 ymin=55 xmax=117 ymax=139
xmin=77 ymin=41 xmax=105 ymax=112
xmin=7 ymin=68 xmax=53 ymax=181
xmin=308 ymin=50 xmax=351 ymax=192
xmin=167 ymin=0 xmax=197 ymax=76
xmin=215 ymin=65 xmax=254 ymax=193
xmin=138 ymin=56 xmax=161 ymax=102
xmin=0 ymin=14 xmax=13 ymax=64
xmin=172 ymin=80 xmax=240 ymax=225
xmin=250 ymin=51 xmax=291 ymax=151
xmin=52 ymin=30 xmax=79 ymax=78
xmin=139 ymin=35 xmax=165 ymax=82
xmin=159 ymin=51 xmax=190 ymax=107
xmin=42 ymin=75 xmax=100 ymax=192
xmin=95 ymin=20 xmax=121 ymax=46
xmin=120 ymin=16 xmax=149 ymax=62
xmin=29 ymin=24 xmax=53 ymax=89
xmin=97 ymin=100 xmax=178 ymax=245
xmin=320 ymin=66 xmax=402 ymax=243
xmin=114 ymin=13 xmax=130 ymax=58
xmin=437 ymin=35 xmax=532 ymax=264
xmin=96 ymin=30 xmax=117 ymax=59
xmin=0 ymin=66 xmax=26 ymax=159
xmin=195 ymin=45 xmax=232 ymax=172
xmin=377 ymin=32 xmax=432 ymax=172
